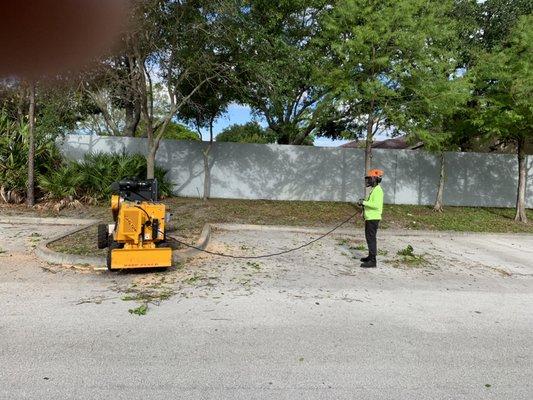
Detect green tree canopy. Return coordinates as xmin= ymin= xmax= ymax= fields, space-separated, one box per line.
xmin=473 ymin=15 xmax=532 ymax=143
xmin=316 ymin=0 xmax=459 ymax=172
xmin=227 ymin=0 xmax=330 ymax=145
xmin=160 ymin=121 xmax=200 ymax=141
xmin=216 ymin=122 xmax=276 ymax=144
xmin=473 ymin=15 xmax=532 ymax=221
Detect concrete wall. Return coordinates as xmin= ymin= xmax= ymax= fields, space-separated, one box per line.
xmin=58 ymin=134 xmax=532 ymax=208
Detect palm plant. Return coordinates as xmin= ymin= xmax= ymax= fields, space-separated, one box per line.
xmin=38 ymin=162 xmax=84 ymax=200
xmin=0 ymin=109 xmax=61 ymax=203
xmin=75 ymin=152 xmax=172 ymax=201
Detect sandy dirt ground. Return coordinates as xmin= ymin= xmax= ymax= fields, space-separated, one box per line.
xmin=0 ymin=221 xmax=532 ymax=400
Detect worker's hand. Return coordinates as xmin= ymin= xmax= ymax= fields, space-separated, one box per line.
xmin=357 ymin=199 xmax=364 ymax=207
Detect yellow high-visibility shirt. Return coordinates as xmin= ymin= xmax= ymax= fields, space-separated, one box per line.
xmin=363 ymin=185 xmax=383 ymax=220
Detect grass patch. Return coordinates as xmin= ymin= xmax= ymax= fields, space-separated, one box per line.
xmin=397 ymin=245 xmax=416 ymax=257
xmin=49 ymin=225 xmax=106 ymax=257
xmin=336 ymin=238 xmax=350 ymax=246
xmin=337 ymin=239 xmax=369 ymax=252
xmin=3 ymin=197 xmax=533 ymax=234
xmin=164 ymin=197 xmax=365 ymax=236
xmin=384 ymin=204 xmax=533 ymax=233
xmin=22 ymin=197 xmax=533 ymax=257
xmin=159 ymin=199 xmax=533 ymax=234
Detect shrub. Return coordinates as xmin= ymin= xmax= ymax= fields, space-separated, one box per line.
xmin=0 ymin=109 xmax=62 ymax=203
xmin=1 ymin=108 xmax=173 ymax=204
xmin=38 ymin=162 xmax=83 ymax=200
xmin=38 ymin=152 xmax=173 ymax=202
xmin=77 ymin=152 xmax=172 ymax=200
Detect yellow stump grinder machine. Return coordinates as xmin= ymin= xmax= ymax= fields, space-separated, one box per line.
xmin=97 ymin=179 xmax=172 ymax=270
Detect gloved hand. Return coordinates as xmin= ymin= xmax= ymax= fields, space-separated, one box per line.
xmin=357 ymin=198 xmax=364 ymax=207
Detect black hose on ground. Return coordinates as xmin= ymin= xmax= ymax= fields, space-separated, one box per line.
xmin=165 ymin=211 xmax=360 ymax=259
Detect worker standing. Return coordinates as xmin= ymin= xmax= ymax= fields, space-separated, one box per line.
xmin=357 ymin=169 xmax=384 ymax=268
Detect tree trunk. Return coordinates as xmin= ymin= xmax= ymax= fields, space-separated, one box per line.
xmin=123 ymin=54 xmax=141 ymax=137
xmin=364 ymin=115 xmax=374 ymax=196
xmin=146 ymin=149 xmax=156 ymax=180
xmin=124 ymin=99 xmax=141 ymax=137
xmin=514 ymin=137 xmax=527 ymax=223
xmin=146 ymin=128 xmax=156 ymax=179
xmin=202 ymin=119 xmax=214 ymax=201
xmin=88 ymin=91 xmax=121 ymax=136
xmin=364 ymin=136 xmax=373 ymax=174
xmin=433 ymin=152 xmax=445 ymax=212
xmin=277 ymin=129 xmax=290 ymax=145
xmin=26 ymin=82 xmax=36 ymax=207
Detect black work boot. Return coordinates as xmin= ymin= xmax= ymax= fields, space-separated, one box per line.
xmin=360 ymin=258 xmax=377 ymax=268
xmin=360 ymin=255 xmax=370 ymax=262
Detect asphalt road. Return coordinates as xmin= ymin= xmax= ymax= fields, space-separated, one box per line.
xmin=1 ymin=221 xmax=532 ymax=400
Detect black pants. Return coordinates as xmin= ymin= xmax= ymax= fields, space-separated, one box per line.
xmin=365 ymin=220 xmax=380 ymax=261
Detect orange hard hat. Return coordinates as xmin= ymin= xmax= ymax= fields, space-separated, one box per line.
xmin=366 ymin=169 xmax=384 ymax=178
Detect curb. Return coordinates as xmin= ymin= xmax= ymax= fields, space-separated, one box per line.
xmin=32 ymin=216 xmax=212 ymax=268
xmin=0 ymin=216 xmax=100 ymax=226
xmin=35 ymin=220 xmax=105 ymax=267
xmin=35 ymin=242 xmax=106 ymax=267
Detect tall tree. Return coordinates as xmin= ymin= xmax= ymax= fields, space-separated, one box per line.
xmin=228 ymin=0 xmax=329 ymax=145
xmin=393 ymin=4 xmax=471 ymax=212
xmin=83 ymin=55 xmax=143 ymax=137
xmin=78 ymin=0 xmax=231 ymax=179
xmin=451 ymin=0 xmax=532 ymax=220
xmin=176 ymin=25 xmax=237 ymax=200
xmin=178 ymin=84 xmax=230 ymax=201
xmin=473 ymin=15 xmax=532 ymax=222
xmin=138 ymin=0 xmax=231 ymax=179
xmin=317 ymin=0 xmax=459 ymax=181
xmin=1 ymin=79 xmax=82 ymax=204
xmin=399 ymin=76 xmax=471 ymax=212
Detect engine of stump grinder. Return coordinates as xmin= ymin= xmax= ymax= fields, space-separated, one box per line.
xmin=97 ymin=178 xmax=172 ymax=270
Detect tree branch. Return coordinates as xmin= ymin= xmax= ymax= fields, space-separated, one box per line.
xmin=86 ymin=90 xmax=121 ymax=136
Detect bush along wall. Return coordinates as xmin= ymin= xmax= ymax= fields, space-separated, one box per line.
xmin=0 ymin=111 xmax=62 ymax=204
xmin=37 ymin=152 xmax=172 ymax=204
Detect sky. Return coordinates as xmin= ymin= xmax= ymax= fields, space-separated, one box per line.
xmin=76 ymin=100 xmax=391 ymax=147
xmin=197 ymin=103 xmax=355 ymax=148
